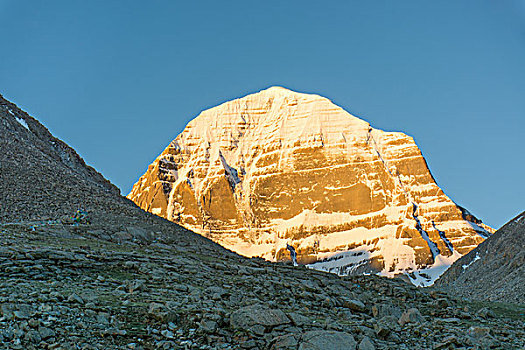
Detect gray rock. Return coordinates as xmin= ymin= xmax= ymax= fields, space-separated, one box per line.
xmin=372 ymin=303 xmax=402 ymax=319
xmin=358 ymin=336 xmax=375 ymax=350
xmin=230 ymin=304 xmax=290 ymax=333
xmin=476 ymin=307 xmax=495 ymax=319
xmin=147 ymin=302 xmax=178 ymax=323
xmin=287 ymin=312 xmax=312 ymax=327
xmin=271 ymin=334 xmax=299 ymax=350
xmin=24 ymin=329 xmax=41 ymax=344
xmin=38 ymin=326 xmax=56 ymax=340
xmin=126 ymin=226 xmax=154 ymax=244
xmin=342 ymin=299 xmax=366 ymax=313
xmin=299 ymin=330 xmax=357 ymax=350
xmin=67 ymin=293 xmax=84 ymax=304
xmin=374 ymin=316 xmax=399 ymax=337
xmin=198 ymin=319 xmax=217 ymax=334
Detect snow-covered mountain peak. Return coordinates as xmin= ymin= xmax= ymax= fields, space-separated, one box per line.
xmin=182 ymin=87 xmax=370 ymax=155
xmin=128 ymin=88 xmax=493 ymax=286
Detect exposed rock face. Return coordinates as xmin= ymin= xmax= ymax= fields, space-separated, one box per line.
xmin=128 ymin=87 xmax=493 ymax=285
xmin=436 ymin=211 xmax=525 ymax=303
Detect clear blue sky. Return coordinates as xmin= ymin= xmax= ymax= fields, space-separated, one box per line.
xmin=1 ymin=1 xmax=523 ymax=229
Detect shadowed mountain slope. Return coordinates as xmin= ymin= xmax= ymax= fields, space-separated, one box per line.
xmin=436 ymin=211 xmax=525 ymax=304
xmin=0 ymin=93 xmax=224 ymax=249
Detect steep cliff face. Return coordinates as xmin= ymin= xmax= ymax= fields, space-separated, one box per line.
xmin=128 ymin=87 xmax=492 ymax=285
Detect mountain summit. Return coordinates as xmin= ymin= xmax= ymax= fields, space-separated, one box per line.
xmin=128 ymin=87 xmax=492 ymax=285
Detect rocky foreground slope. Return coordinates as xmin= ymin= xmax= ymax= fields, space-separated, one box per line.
xmin=1 ymin=222 xmax=524 ymax=350
xmin=1 ymin=93 xmax=523 ymax=350
xmin=128 ymin=87 xmax=492 ymax=286
xmin=436 ymin=211 xmax=525 ymax=304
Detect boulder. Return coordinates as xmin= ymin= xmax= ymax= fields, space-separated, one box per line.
xmin=230 ymin=304 xmax=290 ymax=334
xmin=299 ymin=330 xmax=357 ymax=350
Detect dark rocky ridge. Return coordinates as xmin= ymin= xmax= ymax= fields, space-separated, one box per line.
xmin=1 ymin=94 xmax=118 ymax=217
xmin=436 ymin=211 xmax=525 ymax=304
xmin=0 ymin=93 xmax=523 ymax=349
xmin=0 ymin=93 xmax=225 ymax=251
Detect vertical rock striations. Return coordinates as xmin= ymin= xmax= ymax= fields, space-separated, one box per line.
xmin=128 ymin=87 xmax=492 ymax=285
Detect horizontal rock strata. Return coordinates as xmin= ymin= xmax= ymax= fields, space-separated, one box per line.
xmin=128 ymin=87 xmax=493 ymax=285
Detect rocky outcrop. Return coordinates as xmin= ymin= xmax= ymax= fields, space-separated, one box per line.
xmin=436 ymin=211 xmax=525 ymax=303
xmin=128 ymin=87 xmax=493 ymax=285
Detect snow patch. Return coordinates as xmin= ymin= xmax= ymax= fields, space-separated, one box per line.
xmin=462 ymin=252 xmax=481 ymax=271
xmin=408 ymin=251 xmax=463 ymax=287
xmin=8 ymin=109 xmax=30 ymax=131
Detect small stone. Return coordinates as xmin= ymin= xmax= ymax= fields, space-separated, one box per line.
xmin=38 ymin=326 xmax=56 ymax=340
xmin=358 ymin=336 xmax=375 ymax=350
xmin=374 ymin=316 xmax=399 ymax=338
xmin=161 ymin=329 xmax=174 ymax=339
xmin=67 ymin=293 xmax=84 ymax=304
xmin=476 ymin=307 xmax=495 ymax=319
xmin=198 ymin=319 xmax=217 ymax=334
xmin=342 ymin=299 xmax=366 ymax=313
xmin=398 ymin=308 xmax=424 ymax=326
xmin=241 ymin=339 xmax=257 ymax=349
xmin=271 ymin=334 xmax=299 ymax=350
xmin=28 ymin=318 xmax=40 ymax=328
xmin=24 ymin=329 xmax=41 ymax=344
